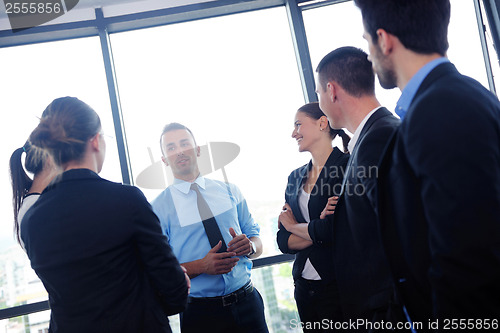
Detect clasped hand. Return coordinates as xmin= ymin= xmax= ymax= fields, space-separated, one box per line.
xmin=278 ymin=203 xmax=298 ymax=231
xmin=279 ymin=195 xmax=339 ymax=230
xmin=202 ymin=227 xmax=251 ymax=275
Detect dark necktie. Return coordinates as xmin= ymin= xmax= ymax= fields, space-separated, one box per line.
xmin=190 ymin=183 xmax=227 ymax=253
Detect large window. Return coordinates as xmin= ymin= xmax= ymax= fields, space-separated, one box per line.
xmin=302 ymin=0 xmax=400 ymax=112
xmin=303 ymin=0 xmax=494 ymax=113
xmin=111 ymin=7 xmax=307 ymax=258
xmin=111 ymin=9 xmax=308 ymax=330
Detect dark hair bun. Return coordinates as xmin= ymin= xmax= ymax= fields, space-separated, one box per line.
xmin=29 ymin=97 xmax=101 ymax=166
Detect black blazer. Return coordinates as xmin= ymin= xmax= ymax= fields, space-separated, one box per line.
xmin=378 ymin=62 xmax=500 ymax=323
xmin=22 ymin=169 xmax=188 ymax=333
xmin=277 ymin=147 xmax=348 ymax=282
xmin=309 ymin=108 xmax=400 ymax=320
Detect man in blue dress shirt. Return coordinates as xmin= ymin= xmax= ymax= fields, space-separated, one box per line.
xmin=152 ymin=122 xmax=268 ymax=333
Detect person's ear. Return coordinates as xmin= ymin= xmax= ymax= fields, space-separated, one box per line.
xmin=196 ymin=145 xmax=201 ymax=157
xmin=161 ymin=155 xmax=169 ymax=166
xmin=90 ymin=133 xmax=101 ymax=151
xmin=319 ymin=115 xmax=329 ymax=131
xmin=327 ymin=81 xmax=336 ymax=103
xmin=376 ymin=28 xmax=394 ymax=55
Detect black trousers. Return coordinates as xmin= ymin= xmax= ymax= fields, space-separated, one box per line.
xmin=294 ymin=277 xmax=343 ymax=332
xmin=180 ymin=286 xmax=268 ymax=333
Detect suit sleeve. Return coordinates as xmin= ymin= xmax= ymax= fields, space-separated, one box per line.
xmin=407 ymin=86 xmax=500 ymax=318
xmin=307 ymin=213 xmax=334 ymax=246
xmin=277 ymin=175 xmax=299 ymax=254
xmin=277 ymin=226 xmax=296 ymax=254
xmin=131 ymin=187 xmax=188 ymax=315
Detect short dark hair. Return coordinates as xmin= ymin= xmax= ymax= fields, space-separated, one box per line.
xmin=159 ymin=122 xmax=196 ymax=155
xmin=354 ymin=0 xmax=450 ymax=56
xmin=316 ymin=46 xmax=375 ymax=97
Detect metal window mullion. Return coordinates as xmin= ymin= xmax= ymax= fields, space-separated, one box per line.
xmin=483 ymin=0 xmax=500 ymax=67
xmin=300 ymin=0 xmax=351 ymax=11
xmin=286 ymin=0 xmax=317 ymax=103
xmin=475 ymin=0 xmax=497 ymax=95
xmin=96 ymin=8 xmax=133 ymax=185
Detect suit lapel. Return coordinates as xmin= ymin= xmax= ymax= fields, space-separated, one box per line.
xmin=289 ymin=162 xmax=310 ymax=223
xmin=340 ymin=107 xmax=391 ymax=193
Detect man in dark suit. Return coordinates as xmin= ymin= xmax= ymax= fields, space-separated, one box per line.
xmin=355 ymin=0 xmax=500 ymax=325
xmin=280 ymin=47 xmax=403 ymax=328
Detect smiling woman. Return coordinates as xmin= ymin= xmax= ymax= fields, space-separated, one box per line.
xmin=278 ymin=102 xmax=350 ymax=331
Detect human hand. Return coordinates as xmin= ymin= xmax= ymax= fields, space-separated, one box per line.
xmin=320 ymin=196 xmax=339 ymax=219
xmin=278 ymin=202 xmax=287 ymax=229
xmin=180 ymin=265 xmax=191 ymax=294
xmin=202 ymin=241 xmax=239 ymax=275
xmin=227 ymin=228 xmax=252 ymax=256
xmin=279 ymin=203 xmax=298 ymax=231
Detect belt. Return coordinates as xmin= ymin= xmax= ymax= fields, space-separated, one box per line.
xmin=188 ymin=281 xmax=254 ymax=307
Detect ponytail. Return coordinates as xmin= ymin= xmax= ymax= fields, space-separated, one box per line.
xmin=9 ymin=143 xmax=39 ymax=244
xmin=332 ymin=129 xmax=351 ymax=153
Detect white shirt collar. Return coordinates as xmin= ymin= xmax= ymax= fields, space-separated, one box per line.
xmin=172 ymin=175 xmax=206 ymax=194
xmin=347 ymin=106 xmax=382 ymax=153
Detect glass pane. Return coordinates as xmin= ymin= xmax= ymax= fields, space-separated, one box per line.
xmin=448 ymin=0 xmax=490 ymax=89
xmin=302 ymin=1 xmax=401 ymax=113
xmin=303 ymin=0 xmax=494 ymax=113
xmin=253 ymin=261 xmax=301 ymax=333
xmin=0 ymin=37 xmax=118 ymax=333
xmin=0 ymin=310 xmax=50 ymax=332
xmin=111 ymin=7 xmax=306 ymax=258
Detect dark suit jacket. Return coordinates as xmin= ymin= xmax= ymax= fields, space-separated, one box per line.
xmin=378 ymin=62 xmax=500 ymax=323
xmin=277 ymin=147 xmax=349 ymax=282
xmin=21 ymin=169 xmax=188 ymax=333
xmin=309 ymin=107 xmax=400 ymax=321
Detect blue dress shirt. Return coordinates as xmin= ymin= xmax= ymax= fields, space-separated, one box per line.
xmin=151 ymin=176 xmax=260 ymax=297
xmin=395 ymin=57 xmax=450 ymax=120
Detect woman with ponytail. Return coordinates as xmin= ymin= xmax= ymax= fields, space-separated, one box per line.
xmin=276 ymin=102 xmax=350 ymax=331
xmin=22 ymin=96 xmax=188 ymax=333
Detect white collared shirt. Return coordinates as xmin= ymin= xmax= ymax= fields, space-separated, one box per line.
xmin=297 ymin=186 xmax=321 ymax=280
xmin=347 ymin=106 xmax=382 ymax=153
